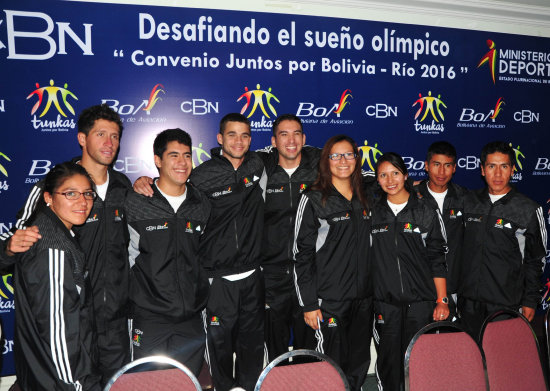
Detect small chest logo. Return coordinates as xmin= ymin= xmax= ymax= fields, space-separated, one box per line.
xmin=86 ymin=214 xmax=99 ymax=224
xmin=146 ymin=222 xmax=168 ymax=231
xmin=328 ymin=317 xmax=338 ymax=327
xmin=114 ymin=209 xmax=122 ymax=222
xmin=210 ymin=316 xmax=220 ymax=326
xmin=372 ymin=225 xmax=389 ymax=234
xmin=185 ymin=221 xmax=193 ymax=233
xmin=267 ymin=186 xmax=284 ymax=194
xmin=494 ymin=219 xmax=512 ymax=229
xmin=332 ymin=213 xmax=350 ymax=223
xmin=299 ymin=183 xmax=308 ymax=193
xmin=211 ymin=186 xmax=232 ymax=198
xmin=449 ymin=209 xmax=462 ymax=219
xmin=376 ymin=314 xmax=384 ymax=324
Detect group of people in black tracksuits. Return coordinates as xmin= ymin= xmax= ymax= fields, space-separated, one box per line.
xmin=1 ymin=104 xmax=547 ymax=391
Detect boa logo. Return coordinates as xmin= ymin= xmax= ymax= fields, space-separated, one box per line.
xmin=103 ymin=84 xmax=165 ymax=117
xmin=297 ymin=89 xmax=355 ymax=125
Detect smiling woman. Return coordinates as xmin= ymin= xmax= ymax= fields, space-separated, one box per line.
xmin=13 ymin=162 xmax=101 ymax=391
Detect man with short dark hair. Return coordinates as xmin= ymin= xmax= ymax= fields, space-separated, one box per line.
xmin=257 ymin=114 xmax=319 ymax=361
xmin=191 ymin=113 xmax=267 ymax=391
xmin=415 ymin=141 xmax=468 ymax=317
xmin=126 ymin=129 xmax=210 ymax=375
xmin=1 ymin=103 xmax=132 ymax=385
xmin=459 ymin=141 xmax=547 ymax=337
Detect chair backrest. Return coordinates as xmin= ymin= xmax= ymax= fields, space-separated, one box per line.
xmin=404 ymin=321 xmax=488 ymax=391
xmin=545 ymin=308 xmax=550 ymax=374
xmin=481 ymin=310 xmax=548 ymax=391
xmin=254 ymin=349 xmax=350 ymax=391
xmin=103 ymin=355 xmax=202 ymax=391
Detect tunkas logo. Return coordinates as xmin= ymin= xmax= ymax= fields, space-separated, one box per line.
xmin=0 ymin=152 xmax=10 ymax=193
xmin=359 ymin=140 xmax=383 ymax=173
xmin=457 ymin=97 xmax=505 ymax=129
xmin=1 ymin=10 xmax=93 ymax=60
xmin=0 ymin=274 xmax=14 ymax=314
xmin=510 ymin=143 xmax=525 ymax=182
xmin=296 ymin=89 xmax=354 ymax=125
xmin=237 ymin=84 xmax=279 ymax=132
xmin=102 ymin=84 xmax=167 ymax=123
xmin=412 ymin=91 xmax=446 ymax=134
xmin=145 ymin=222 xmax=168 ymax=231
xmin=27 ymin=79 xmax=77 ymax=132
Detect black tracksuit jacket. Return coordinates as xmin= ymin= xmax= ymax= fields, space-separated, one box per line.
xmin=190 ymin=148 xmax=266 ymax=277
xmin=15 ymin=207 xmax=100 ymax=391
xmin=3 ymin=160 xmax=131 ymax=334
xmin=370 ymin=193 xmax=447 ymax=304
xmin=293 ymin=188 xmax=372 ymax=312
xmin=460 ymin=187 xmax=547 ymax=309
xmin=126 ymin=183 xmax=210 ymax=319
xmin=414 ymin=181 xmax=468 ymax=294
xmin=258 ymin=146 xmax=320 ymax=273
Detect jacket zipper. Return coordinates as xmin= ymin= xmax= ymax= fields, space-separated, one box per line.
xmin=394 ymin=213 xmax=405 ymax=295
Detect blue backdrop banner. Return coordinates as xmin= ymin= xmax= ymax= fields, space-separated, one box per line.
xmin=0 ymin=0 xmax=549 ymax=376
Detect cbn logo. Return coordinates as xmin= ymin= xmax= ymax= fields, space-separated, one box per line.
xmin=237 ymin=84 xmax=279 ymax=119
xmin=27 ymin=79 xmax=78 ymax=117
xmin=358 ymin=141 xmax=383 ymax=172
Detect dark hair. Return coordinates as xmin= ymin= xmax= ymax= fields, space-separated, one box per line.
xmin=153 ymin=128 xmax=192 ymax=158
xmin=480 ymin=141 xmax=515 ymax=167
xmin=375 ymin=152 xmax=413 ymax=193
xmin=77 ymin=103 xmax=123 ymax=137
xmin=219 ymin=113 xmax=250 ymax=134
xmin=27 ymin=162 xmax=94 ymax=226
xmin=272 ymin=114 xmax=303 ymax=136
xmin=426 ymin=141 xmax=457 ymax=163
xmin=312 ymin=134 xmax=368 ymax=208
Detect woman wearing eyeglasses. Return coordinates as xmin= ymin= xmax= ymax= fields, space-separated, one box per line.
xmin=371 ymin=152 xmax=448 ymax=391
xmin=14 ymin=162 xmax=101 ymax=391
xmin=293 ymin=135 xmax=373 ymax=391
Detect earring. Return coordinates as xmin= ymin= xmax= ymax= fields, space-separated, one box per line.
xmin=46 ymin=202 xmax=51 ymax=207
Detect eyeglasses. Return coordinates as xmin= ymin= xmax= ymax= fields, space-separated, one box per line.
xmin=328 ymin=152 xmax=357 ymax=161
xmin=53 ymin=191 xmax=96 ymax=200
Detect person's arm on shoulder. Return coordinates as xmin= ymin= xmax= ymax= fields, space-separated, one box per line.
xmin=133 ymin=176 xmax=154 ymax=197
xmin=521 ymin=206 xmax=547 ymax=321
xmin=0 ymin=183 xmax=43 ymax=265
xmin=293 ymin=194 xmax=323 ymax=329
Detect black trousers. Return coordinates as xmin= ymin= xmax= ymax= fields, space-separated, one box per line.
xmin=374 ymin=300 xmax=434 ymax=391
xmin=97 ymin=318 xmax=131 ymax=386
xmin=458 ymin=297 xmax=517 ymax=341
xmin=205 ymin=270 xmax=265 ymax=391
xmin=313 ymin=297 xmax=373 ymax=391
xmin=263 ymin=268 xmax=315 ymax=362
xmin=131 ymin=309 xmax=206 ymax=377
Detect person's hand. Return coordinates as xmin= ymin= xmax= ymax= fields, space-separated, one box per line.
xmin=521 ymin=306 xmax=535 ymax=322
xmin=6 ymin=227 xmax=41 ymax=256
xmin=304 ymin=309 xmax=323 ymax=330
xmin=433 ymin=302 xmax=450 ymax=321
xmin=133 ymin=176 xmax=154 ymax=197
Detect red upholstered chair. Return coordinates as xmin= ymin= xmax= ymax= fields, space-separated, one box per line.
xmin=481 ymin=310 xmax=549 ymax=391
xmin=254 ymin=349 xmax=350 ymax=391
xmin=404 ymin=321 xmax=488 ymax=391
xmin=103 ymin=355 xmax=202 ymax=391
